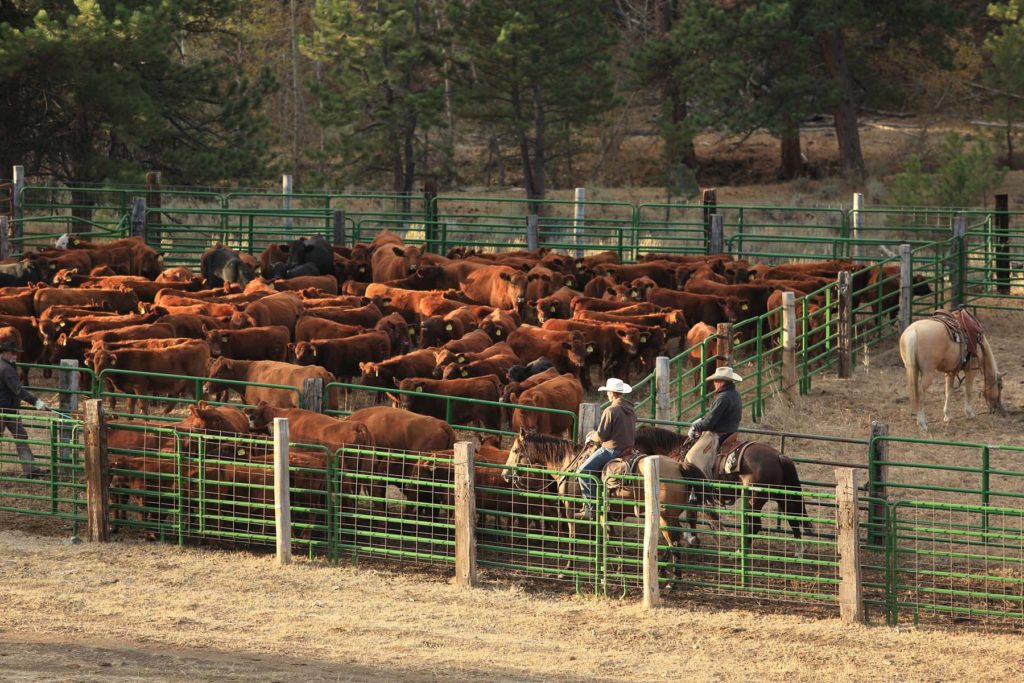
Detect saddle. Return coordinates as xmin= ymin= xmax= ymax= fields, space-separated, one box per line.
xmin=600 ymin=447 xmax=645 ymax=493
xmin=930 ymin=307 xmax=984 ymax=370
xmin=711 ymin=433 xmax=755 ymax=478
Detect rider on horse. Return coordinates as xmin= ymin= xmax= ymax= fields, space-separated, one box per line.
xmin=684 ymin=366 xmax=743 ymax=495
xmin=575 ymin=377 xmax=637 ymax=520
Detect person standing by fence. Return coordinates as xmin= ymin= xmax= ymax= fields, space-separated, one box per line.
xmin=0 ymin=340 xmax=49 ymax=478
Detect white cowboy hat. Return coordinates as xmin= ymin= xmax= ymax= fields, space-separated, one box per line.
xmin=598 ymin=377 xmax=632 ymax=394
xmin=707 ymin=366 xmax=743 ymax=383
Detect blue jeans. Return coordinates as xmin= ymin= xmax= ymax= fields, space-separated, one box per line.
xmin=578 ymin=446 xmax=620 ymax=503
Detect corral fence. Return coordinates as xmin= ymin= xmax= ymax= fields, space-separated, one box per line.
xmin=4 ymin=404 xmax=1022 ymax=630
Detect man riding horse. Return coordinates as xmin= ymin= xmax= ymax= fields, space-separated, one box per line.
xmin=575 ymin=377 xmax=637 ymax=520
xmin=684 ymin=366 xmax=743 ymax=500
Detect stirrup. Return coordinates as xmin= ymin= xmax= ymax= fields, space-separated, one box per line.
xmin=574 ymin=505 xmax=595 ymax=520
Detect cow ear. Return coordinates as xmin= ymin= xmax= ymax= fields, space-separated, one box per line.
xmin=527 ymin=300 xmax=537 ymax=308
xmin=561 ymin=342 xmax=571 ymax=350
xmin=188 ymin=404 xmax=199 ymax=417
xmin=616 ymin=328 xmax=627 ymax=337
xmin=499 ymin=271 xmax=512 ymax=281
xmin=391 ymin=246 xmax=405 ymax=257
xmin=392 ymin=376 xmax=402 ymax=387
xmin=527 ymin=273 xmax=537 ymax=282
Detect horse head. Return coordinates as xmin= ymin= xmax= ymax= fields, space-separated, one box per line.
xmin=984 ymin=372 xmax=1006 ymax=414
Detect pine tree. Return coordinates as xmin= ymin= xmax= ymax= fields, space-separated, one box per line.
xmin=0 ymin=1 xmax=275 ymax=185
xmin=306 ymin=0 xmax=448 ymax=205
xmin=449 ymin=0 xmax=617 ymax=204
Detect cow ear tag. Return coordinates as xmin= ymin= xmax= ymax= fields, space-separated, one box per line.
xmin=415 ymin=386 xmax=423 ymax=392
xmin=494 ymin=329 xmax=501 ymax=336
xmin=445 ymin=323 xmax=453 ymax=331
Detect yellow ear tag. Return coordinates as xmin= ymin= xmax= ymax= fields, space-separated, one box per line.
xmin=640 ymin=336 xmax=647 ymax=343
xmin=59 ymin=321 xmax=66 ymax=328
xmin=494 ymin=329 xmax=501 ymax=336
xmin=358 ymin=266 xmax=365 ymax=273
xmin=550 ymin=305 xmax=557 ymax=312
xmin=312 ymin=347 xmax=318 ymax=356
xmin=461 ymin=369 xmax=469 ymax=377
xmin=415 ymin=386 xmax=423 ymax=392
xmin=586 ymin=345 xmax=594 ymax=353
xmin=221 ymin=335 xmax=228 ymax=343
xmin=457 ymin=354 xmax=466 ymax=363
xmin=564 ymin=279 xmax=572 ymax=286
xmin=237 ymin=448 xmax=246 ymax=456
xmin=407 ymin=328 xmax=415 ymax=336
xmin=445 ymin=323 xmax=453 ymax=331
xmin=741 ymin=303 xmax=749 ymax=311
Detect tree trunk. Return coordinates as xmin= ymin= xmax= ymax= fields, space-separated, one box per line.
xmin=818 ymin=28 xmax=865 ymax=182
xmin=779 ymin=123 xmax=804 ymax=180
xmin=289 ymin=0 xmax=301 ymax=183
xmin=530 ymin=83 xmax=546 ymax=203
xmin=401 ymin=115 xmax=416 ymax=216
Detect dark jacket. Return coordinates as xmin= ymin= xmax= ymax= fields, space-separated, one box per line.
xmin=0 ymin=358 xmax=38 ymax=411
xmin=597 ymin=398 xmax=636 ymax=450
xmin=693 ymin=384 xmax=741 ymax=436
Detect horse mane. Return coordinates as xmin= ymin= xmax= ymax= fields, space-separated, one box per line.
xmin=519 ymin=432 xmax=577 ymax=467
xmin=635 ymin=425 xmax=687 ymax=452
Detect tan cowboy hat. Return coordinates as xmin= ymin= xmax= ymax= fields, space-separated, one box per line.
xmin=598 ymin=377 xmax=632 ymax=394
xmin=707 ymin=366 xmax=743 ymax=383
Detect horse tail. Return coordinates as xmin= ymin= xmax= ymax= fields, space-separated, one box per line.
xmin=902 ymin=326 xmax=920 ymax=412
xmin=778 ymin=455 xmax=808 ymax=527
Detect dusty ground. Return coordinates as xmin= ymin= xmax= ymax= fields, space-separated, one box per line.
xmin=2 ymin=528 xmax=1024 ymax=683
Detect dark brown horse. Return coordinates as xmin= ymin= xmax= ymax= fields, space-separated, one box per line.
xmin=635 ymin=425 xmax=812 ymax=540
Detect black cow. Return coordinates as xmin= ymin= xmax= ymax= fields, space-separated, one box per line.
xmin=201 ymin=246 xmax=255 ymax=288
xmin=0 ymin=258 xmax=47 ymax=287
xmin=507 ymin=356 xmax=554 ymax=383
xmin=285 ymin=236 xmax=334 ymax=277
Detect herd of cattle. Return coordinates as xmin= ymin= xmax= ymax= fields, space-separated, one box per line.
xmin=0 ymin=229 xmax=915 ymax=528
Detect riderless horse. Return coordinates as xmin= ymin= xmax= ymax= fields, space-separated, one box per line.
xmin=899 ymin=308 xmax=1004 ymax=432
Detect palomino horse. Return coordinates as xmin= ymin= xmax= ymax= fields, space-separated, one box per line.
xmin=501 ymin=432 xmax=704 ymax=572
xmin=898 ymin=318 xmax=1004 ymax=432
xmin=634 ymin=426 xmax=812 ymax=540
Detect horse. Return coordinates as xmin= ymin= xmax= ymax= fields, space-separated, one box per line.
xmin=899 ymin=317 xmax=1004 ymax=432
xmin=634 ymin=425 xmax=812 ymax=540
xmin=501 ymin=431 xmax=704 ymax=574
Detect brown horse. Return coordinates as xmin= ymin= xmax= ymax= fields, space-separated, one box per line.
xmin=501 ymin=432 xmax=703 ymax=573
xmin=899 ymin=317 xmax=1004 ymax=432
xmin=634 ymin=426 xmax=812 ymax=541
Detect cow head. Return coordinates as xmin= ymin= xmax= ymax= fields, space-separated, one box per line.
xmin=395 ymin=378 xmax=427 ymax=411
xmin=497 ymin=267 xmax=529 ymax=312
xmin=205 ymin=328 xmax=229 ymax=358
xmin=244 ymin=401 xmax=276 ymax=433
xmin=359 ymin=361 xmax=388 ymax=387
xmin=292 ymin=341 xmax=318 ymax=366
xmin=562 ymin=333 xmax=588 ymax=369
xmin=614 ymin=326 xmax=642 ymax=356
xmin=441 ymin=362 xmax=473 ymax=380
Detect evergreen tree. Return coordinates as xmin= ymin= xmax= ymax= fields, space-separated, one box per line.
xmin=986 ymin=1 xmax=1024 ymax=169
xmin=306 ymin=0 xmax=448 ymax=204
xmin=449 ymin=0 xmax=617 ymax=203
xmin=0 ymin=1 xmax=275 ymax=185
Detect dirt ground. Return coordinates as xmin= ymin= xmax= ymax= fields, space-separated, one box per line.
xmin=2 ymin=528 xmax=1024 ymax=683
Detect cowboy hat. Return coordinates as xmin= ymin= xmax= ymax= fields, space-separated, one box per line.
xmin=707 ymin=366 xmax=743 ymax=383
xmin=0 ymin=340 xmax=22 ymax=353
xmin=598 ymin=377 xmax=632 ymax=394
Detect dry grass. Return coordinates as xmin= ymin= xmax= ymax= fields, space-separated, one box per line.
xmin=2 ymin=529 xmax=1024 ymax=682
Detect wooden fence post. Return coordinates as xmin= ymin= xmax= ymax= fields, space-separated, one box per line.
xmin=0 ymin=216 xmax=8 ymax=260
xmin=526 ymin=214 xmax=539 ymax=252
xmin=58 ymin=359 xmax=80 ymax=468
xmin=781 ymin=291 xmax=797 ymax=403
xmin=837 ymin=271 xmax=852 ymax=378
xmin=573 ymin=187 xmax=586 ymax=258
xmin=701 ymin=188 xmax=717 ymax=253
xmin=578 ymin=402 xmax=601 ymax=444
xmin=454 ymin=441 xmax=477 ymax=588
xmin=641 ymin=455 xmax=661 ymax=608
xmin=12 ymin=165 xmax=24 ymax=225
xmin=273 ymin=416 xmax=292 ymax=565
xmin=867 ymin=421 xmax=889 ymax=547
xmin=655 ymin=356 xmax=671 ymax=421
xmin=708 ymin=214 xmax=725 ymax=255
xmin=898 ymin=243 xmax=912 ymax=331
xmin=332 ymin=210 xmax=346 ymax=248
xmin=282 ymin=174 xmax=293 ymax=229
xmin=83 ymin=399 xmax=109 ymax=543
xmin=851 ymin=192 xmax=864 ymax=259
xmin=950 ymin=214 xmax=967 ymax=307
xmin=130 ymin=197 xmax=146 ymax=239
xmin=835 ymin=467 xmax=865 ymax=624
xmin=145 ymin=171 xmax=161 ymax=245
xmin=715 ymin=322 xmax=733 ymax=368
xmin=995 ymin=194 xmax=1010 ymax=295
xmin=301 ymin=377 xmax=323 ymax=413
